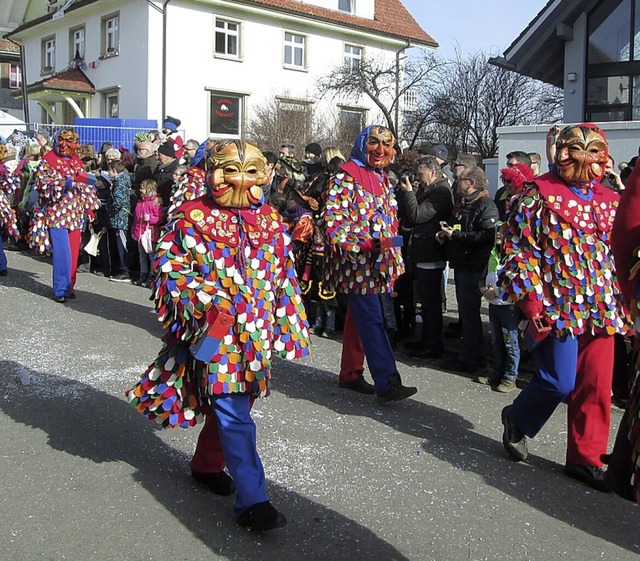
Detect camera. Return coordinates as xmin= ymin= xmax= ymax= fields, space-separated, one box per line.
xmin=401 ymin=173 xmax=415 ymax=183
xmin=607 ymin=172 xmax=617 ymax=182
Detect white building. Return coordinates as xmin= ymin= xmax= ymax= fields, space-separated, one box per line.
xmin=5 ymin=0 xmax=436 ymax=142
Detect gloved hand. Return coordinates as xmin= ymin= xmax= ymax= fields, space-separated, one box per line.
xmin=64 ymin=177 xmax=74 ymax=191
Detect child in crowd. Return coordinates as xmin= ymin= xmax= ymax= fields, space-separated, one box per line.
xmin=131 ymin=178 xmax=165 ymax=287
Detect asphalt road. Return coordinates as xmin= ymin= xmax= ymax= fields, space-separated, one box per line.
xmin=0 ymin=250 xmax=638 ymax=561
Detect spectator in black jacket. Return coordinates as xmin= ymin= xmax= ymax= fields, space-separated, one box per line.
xmin=396 ymin=155 xmax=454 ymax=359
xmin=436 ymin=165 xmax=499 ymax=372
xmin=153 ymin=141 xmax=179 ymax=207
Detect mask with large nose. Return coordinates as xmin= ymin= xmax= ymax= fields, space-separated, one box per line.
xmin=554 ymin=124 xmax=608 ymax=185
xmin=206 ymin=140 xmax=269 ymax=208
xmin=365 ymin=126 xmax=396 ymax=169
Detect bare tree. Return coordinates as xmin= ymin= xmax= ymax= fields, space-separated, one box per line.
xmin=405 ymin=50 xmax=563 ymax=159
xmin=316 ymin=52 xmax=440 ymax=142
xmin=246 ymin=95 xmax=333 ymax=155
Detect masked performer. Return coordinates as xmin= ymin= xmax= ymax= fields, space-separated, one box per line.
xmin=29 ymin=129 xmax=100 ymax=302
xmin=127 ymin=140 xmax=310 ymax=531
xmin=498 ymin=124 xmax=632 ymax=491
xmin=0 ymin=142 xmax=20 ymax=275
xmin=322 ymin=125 xmax=416 ymax=403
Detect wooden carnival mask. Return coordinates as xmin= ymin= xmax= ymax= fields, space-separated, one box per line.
xmin=56 ymin=129 xmax=81 ymax=158
xmin=365 ymin=126 xmax=396 ymax=170
xmin=555 ymin=124 xmax=608 ymax=185
xmin=206 ymin=140 xmax=268 ymax=208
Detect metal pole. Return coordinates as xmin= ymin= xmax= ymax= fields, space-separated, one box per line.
xmin=162 ymin=0 xmax=172 ymax=121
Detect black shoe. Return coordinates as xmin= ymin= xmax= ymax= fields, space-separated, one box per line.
xmin=237 ymin=501 xmax=287 ymax=531
xmin=339 ymin=377 xmax=375 ymax=395
xmin=53 ymin=295 xmax=66 ymax=303
xmin=133 ymin=274 xmax=149 ymax=287
xmin=110 ymin=272 xmax=131 ymax=283
xmin=93 ymin=270 xmax=106 ymax=277
xmin=0 ymin=269 xmax=7 ymax=276
xmin=76 ymin=263 xmax=90 ymax=273
xmin=191 ymin=470 xmax=236 ymax=496
xmin=501 ymin=406 xmax=528 ymax=461
xmin=67 ymin=293 xmax=76 ymax=300
xmin=377 ymin=380 xmax=417 ymax=405
xmin=564 ymin=463 xmax=611 ymax=493
xmin=441 ymin=357 xmax=478 ymax=373
xmin=404 ymin=340 xmax=425 ymax=351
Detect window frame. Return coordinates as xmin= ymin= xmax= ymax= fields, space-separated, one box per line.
xmin=9 ymin=64 xmax=22 ymax=89
xmin=339 ymin=0 xmax=355 ymax=13
xmin=283 ymin=31 xmax=307 ymax=70
xmin=338 ymin=106 xmax=367 ymax=140
xmin=41 ymin=36 xmax=56 ymax=73
xmin=69 ymin=25 xmax=86 ymax=62
xmin=208 ymin=90 xmax=245 ymax=137
xmin=101 ymin=88 xmax=120 ymax=118
xmin=101 ymin=13 xmax=120 ymax=56
xmin=214 ymin=17 xmax=241 ymax=60
xmin=344 ymin=43 xmax=363 ymax=72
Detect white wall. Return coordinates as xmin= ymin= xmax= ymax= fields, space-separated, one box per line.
xmin=497 ymin=122 xmax=640 ymax=174
xmin=163 ymin=1 xmax=398 ymax=140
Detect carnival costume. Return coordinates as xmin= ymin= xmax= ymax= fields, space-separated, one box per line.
xmin=167 ymin=141 xmax=209 ymax=219
xmin=610 ymin=162 xmax=640 ymax=504
xmin=0 ymin=143 xmax=20 ymax=274
xmin=322 ymin=125 xmax=415 ymax=402
xmin=127 ymin=140 xmax=310 ymax=530
xmin=28 ymin=130 xmax=100 ymax=301
xmin=499 ymin=124 xmax=632 ymax=490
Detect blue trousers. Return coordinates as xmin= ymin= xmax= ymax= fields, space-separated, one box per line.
xmin=509 ymin=335 xmax=578 ymax=437
xmin=0 ymin=235 xmax=7 ymax=272
xmin=210 ymin=393 xmax=269 ymax=516
xmin=488 ymin=304 xmax=521 ymax=381
xmin=49 ymin=227 xmax=72 ymax=298
xmin=345 ymin=293 xmax=401 ymax=394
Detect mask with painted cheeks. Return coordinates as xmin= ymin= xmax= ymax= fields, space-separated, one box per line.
xmin=365 ymin=126 xmax=396 ymax=170
xmin=56 ymin=129 xmax=81 ymax=158
xmin=554 ymin=124 xmax=608 ymax=185
xmin=206 ymin=140 xmax=268 ymax=208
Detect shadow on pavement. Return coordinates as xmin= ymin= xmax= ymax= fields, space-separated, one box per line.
xmin=1 ymin=266 xmax=163 ymax=338
xmin=0 ymin=360 xmax=409 ymax=561
xmin=271 ymin=357 xmax=639 ymax=555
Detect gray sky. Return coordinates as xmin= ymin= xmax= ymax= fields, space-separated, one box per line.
xmin=400 ymin=0 xmax=549 ymax=59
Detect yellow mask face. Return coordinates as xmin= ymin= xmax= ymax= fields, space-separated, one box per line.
xmin=0 ymin=142 xmax=7 ymax=162
xmin=555 ymin=124 xmax=608 ymax=184
xmin=206 ymin=141 xmax=268 ymax=208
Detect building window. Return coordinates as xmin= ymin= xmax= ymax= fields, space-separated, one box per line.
xmin=70 ymin=26 xmax=85 ymax=61
xmin=339 ymin=0 xmax=354 ymax=13
xmin=339 ymin=107 xmax=366 ymax=141
xmin=102 ymin=90 xmax=119 ymax=118
xmin=215 ymin=18 xmax=240 ymax=58
xmin=9 ymin=64 xmax=22 ymax=89
xmin=284 ymin=32 xmax=306 ymax=69
xmin=277 ymin=98 xmax=312 ymax=139
xmin=404 ymin=89 xmax=418 ymax=112
xmin=102 ymin=14 xmax=120 ymax=55
xmin=587 ymin=0 xmax=640 ymax=120
xmin=344 ymin=44 xmax=362 ymax=72
xmin=42 ymin=37 xmax=55 ymax=72
xmin=210 ymin=92 xmax=243 ymax=136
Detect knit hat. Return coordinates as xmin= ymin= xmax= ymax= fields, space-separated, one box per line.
xmin=157 ymin=142 xmax=176 ymax=158
xmin=162 ymin=116 xmax=181 ymax=132
xmin=304 ymin=142 xmax=322 ymax=157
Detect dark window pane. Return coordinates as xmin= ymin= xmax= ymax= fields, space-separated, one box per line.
xmin=589 ymin=0 xmax=631 ymax=63
xmin=215 ymin=32 xmax=225 ymax=54
xmin=587 ymin=75 xmax=630 ymax=105
xmin=211 ymin=94 xmax=240 ymax=135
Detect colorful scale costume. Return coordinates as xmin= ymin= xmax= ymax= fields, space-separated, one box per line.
xmin=167 ymin=166 xmax=207 ymax=219
xmin=499 ymin=172 xmax=631 ymax=336
xmin=127 ymin=197 xmax=310 ymax=428
xmin=0 ymin=163 xmax=20 ymax=240
xmin=323 ymin=162 xmax=404 ymax=295
xmin=28 ymin=149 xmax=99 ymax=254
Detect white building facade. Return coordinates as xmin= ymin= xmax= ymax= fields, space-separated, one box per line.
xmin=6 ymin=0 xmax=436 ymax=142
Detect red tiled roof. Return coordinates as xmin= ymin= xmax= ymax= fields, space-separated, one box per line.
xmin=26 ymin=68 xmax=95 ymax=94
xmin=245 ymin=0 xmax=438 ymax=48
